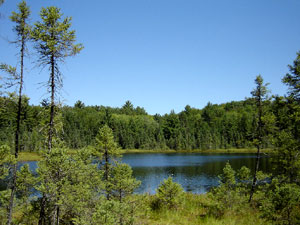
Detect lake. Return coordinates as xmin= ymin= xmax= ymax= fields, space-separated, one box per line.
xmin=5 ymin=152 xmax=271 ymax=194
xmin=122 ymin=153 xmax=271 ymax=194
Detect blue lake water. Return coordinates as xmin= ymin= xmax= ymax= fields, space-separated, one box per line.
xmin=6 ymin=152 xmax=271 ymax=194
xmin=121 ymin=153 xmax=271 ymax=194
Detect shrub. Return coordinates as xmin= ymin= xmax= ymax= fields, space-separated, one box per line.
xmin=152 ymin=177 xmax=183 ymax=210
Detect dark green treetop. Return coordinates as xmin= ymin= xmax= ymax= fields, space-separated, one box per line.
xmin=283 ymin=51 xmax=300 ymax=101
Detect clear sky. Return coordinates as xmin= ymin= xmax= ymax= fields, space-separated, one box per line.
xmin=1 ymin=0 xmax=300 ymax=115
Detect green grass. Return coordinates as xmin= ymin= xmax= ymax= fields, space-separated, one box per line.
xmin=18 ymin=152 xmax=42 ymax=161
xmin=140 ymin=193 xmax=271 ymax=225
xmin=122 ymin=148 xmax=274 ymax=154
xmin=17 ymin=148 xmax=274 ymax=161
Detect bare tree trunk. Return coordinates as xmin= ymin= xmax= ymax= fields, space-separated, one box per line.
xmin=48 ymin=54 xmax=55 ymax=152
xmin=38 ymin=195 xmax=47 ymax=225
xmin=56 ymin=205 xmax=60 ymax=225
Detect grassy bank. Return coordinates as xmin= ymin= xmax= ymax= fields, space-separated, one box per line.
xmin=140 ymin=193 xmax=270 ymax=225
xmin=122 ymin=148 xmax=273 ymax=154
xmin=18 ymin=152 xmax=42 ymax=161
xmin=18 ymin=148 xmax=273 ymax=161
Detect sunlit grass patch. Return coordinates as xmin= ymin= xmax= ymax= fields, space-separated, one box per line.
xmin=18 ymin=152 xmax=42 ymax=161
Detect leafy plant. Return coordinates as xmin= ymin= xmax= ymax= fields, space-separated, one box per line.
xmin=152 ymin=177 xmax=183 ymax=210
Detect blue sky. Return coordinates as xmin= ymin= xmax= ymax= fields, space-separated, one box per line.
xmin=1 ymin=0 xmax=300 ymax=115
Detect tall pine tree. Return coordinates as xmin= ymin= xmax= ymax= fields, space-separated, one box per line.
xmin=31 ymin=6 xmax=83 ymax=225
xmin=31 ymin=6 xmax=83 ymax=151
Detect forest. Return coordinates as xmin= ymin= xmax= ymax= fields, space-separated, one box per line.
xmin=0 ymin=96 xmax=278 ymax=152
xmin=1 ymin=1 xmax=300 ymax=225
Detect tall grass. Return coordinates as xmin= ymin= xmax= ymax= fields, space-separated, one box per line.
xmin=141 ymin=193 xmax=270 ymax=225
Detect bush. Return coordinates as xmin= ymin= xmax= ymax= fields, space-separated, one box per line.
xmin=260 ymin=181 xmax=300 ymax=225
xmin=152 ymin=177 xmax=183 ymax=210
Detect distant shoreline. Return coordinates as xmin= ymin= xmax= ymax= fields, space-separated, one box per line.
xmin=18 ymin=148 xmax=273 ymax=161
xmin=122 ymin=148 xmax=273 ymax=154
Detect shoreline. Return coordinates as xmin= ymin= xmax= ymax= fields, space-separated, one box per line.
xmin=122 ymin=148 xmax=273 ymax=154
xmin=18 ymin=148 xmax=273 ymax=161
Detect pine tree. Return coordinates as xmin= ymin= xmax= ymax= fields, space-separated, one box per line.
xmin=274 ymin=51 xmax=300 ymax=184
xmin=249 ymin=75 xmax=269 ymax=202
xmin=31 ymin=6 xmax=83 ymax=151
xmin=109 ymin=162 xmax=141 ymax=203
xmin=155 ymin=177 xmax=183 ymax=209
xmin=95 ymin=125 xmax=120 ymax=199
xmin=31 ymin=7 xmax=82 ymax=224
xmin=0 ymin=1 xmax=31 ymax=223
xmin=283 ymin=51 xmax=300 ymax=101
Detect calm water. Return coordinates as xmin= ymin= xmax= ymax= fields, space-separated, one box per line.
xmin=122 ymin=153 xmax=271 ymax=194
xmin=2 ymin=153 xmax=271 ymax=194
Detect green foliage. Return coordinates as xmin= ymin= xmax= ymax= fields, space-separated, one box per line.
xmin=95 ymin=124 xmax=120 ymax=192
xmin=283 ymin=51 xmax=300 ymax=100
xmin=209 ymin=162 xmax=240 ymax=215
xmin=0 ymin=189 xmax=11 ymax=223
xmin=10 ymin=0 xmax=31 ymax=41
xmin=260 ymin=181 xmax=300 ymax=225
xmin=95 ymin=124 xmax=119 ymax=158
xmin=36 ymin=147 xmax=103 ymax=224
xmin=271 ymin=97 xmax=300 ymax=185
xmin=108 ymin=162 xmax=141 ymax=202
xmin=90 ymin=198 xmax=120 ymax=225
xmin=237 ymin=166 xmax=251 ymax=181
xmin=152 ymin=177 xmax=184 ymax=210
xmin=16 ymin=164 xmax=36 ymax=200
xmin=208 ymin=162 xmax=271 ymax=218
xmin=218 ymin=161 xmax=236 ymax=188
xmin=0 ymin=96 xmax=276 ymax=152
xmin=0 ymin=145 xmax=16 ymax=179
xmin=31 ymin=6 xmax=83 ymax=64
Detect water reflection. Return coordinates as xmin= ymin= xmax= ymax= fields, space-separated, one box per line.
xmin=1 ymin=153 xmax=271 ymax=194
xmin=121 ymin=153 xmax=271 ymax=194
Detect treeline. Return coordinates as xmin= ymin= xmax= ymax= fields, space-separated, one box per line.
xmin=0 ymin=97 xmax=275 ymax=151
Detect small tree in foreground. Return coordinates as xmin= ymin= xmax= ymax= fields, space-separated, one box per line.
xmin=108 ymin=162 xmax=141 ymax=225
xmin=152 ymin=177 xmax=183 ymax=210
xmin=249 ymin=75 xmax=270 ymax=203
xmin=109 ymin=162 xmax=141 ymax=203
xmin=95 ymin=125 xmax=120 ymax=199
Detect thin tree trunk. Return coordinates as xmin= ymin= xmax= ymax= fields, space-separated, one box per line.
xmin=7 ymin=164 xmax=17 ymax=225
xmin=105 ymin=145 xmax=110 ymax=200
xmin=38 ymin=195 xmax=47 ymax=225
xmin=56 ymin=206 xmax=60 ymax=225
xmin=7 ymin=30 xmax=25 ymax=225
xmin=40 ymin=54 xmax=55 ymax=225
xmin=249 ymin=145 xmax=260 ymax=202
xmin=48 ymin=54 xmax=55 ymax=151
xmin=249 ymin=91 xmax=262 ymax=203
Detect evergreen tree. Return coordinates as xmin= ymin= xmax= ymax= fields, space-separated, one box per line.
xmin=108 ymin=162 xmax=141 ymax=225
xmin=31 ymin=6 xmax=83 ymax=151
xmin=273 ymin=51 xmax=300 ymax=184
xmin=31 ymin=7 xmax=83 ymax=223
xmin=95 ymin=125 xmax=120 ymax=198
xmin=108 ymin=162 xmax=141 ymax=203
xmin=249 ymin=75 xmax=270 ymax=202
xmin=0 ymin=145 xmax=16 ymax=225
xmin=0 ymin=1 xmax=31 ymax=223
xmin=154 ymin=177 xmax=183 ymax=209
xmin=283 ymin=51 xmax=300 ymax=101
